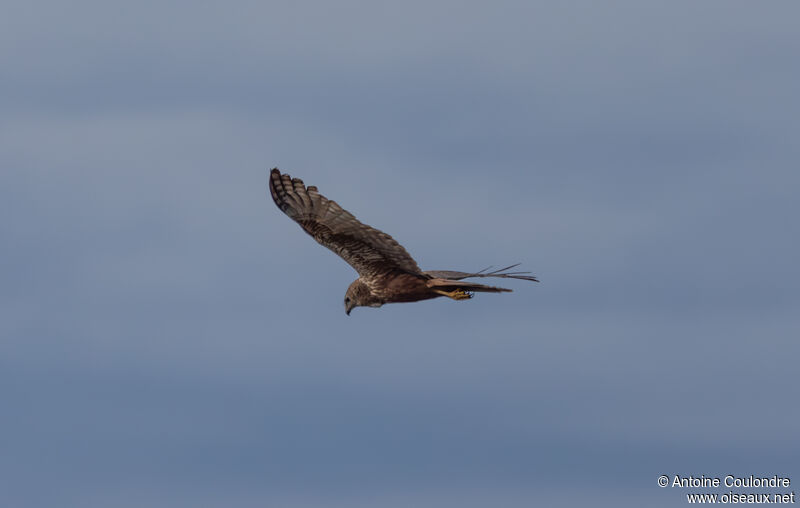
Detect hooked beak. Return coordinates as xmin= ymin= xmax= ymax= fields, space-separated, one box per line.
xmin=345 ymin=308 xmax=351 ymax=316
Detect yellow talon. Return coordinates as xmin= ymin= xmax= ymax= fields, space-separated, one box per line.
xmin=434 ymin=288 xmax=473 ymax=300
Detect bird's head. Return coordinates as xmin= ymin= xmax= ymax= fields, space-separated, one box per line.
xmin=344 ymin=278 xmax=381 ymax=315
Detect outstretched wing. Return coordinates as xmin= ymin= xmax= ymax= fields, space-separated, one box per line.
xmin=423 ymin=264 xmax=539 ymax=283
xmin=269 ymin=168 xmax=422 ymax=280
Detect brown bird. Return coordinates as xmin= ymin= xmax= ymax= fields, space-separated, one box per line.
xmin=268 ymin=168 xmax=538 ymax=315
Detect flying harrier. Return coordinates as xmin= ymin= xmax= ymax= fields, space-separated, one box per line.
xmin=268 ymin=168 xmax=538 ymax=315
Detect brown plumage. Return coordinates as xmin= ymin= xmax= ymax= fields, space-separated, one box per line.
xmin=268 ymin=168 xmax=538 ymax=315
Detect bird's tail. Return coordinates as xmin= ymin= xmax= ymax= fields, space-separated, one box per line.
xmin=426 ymin=278 xmax=512 ymax=300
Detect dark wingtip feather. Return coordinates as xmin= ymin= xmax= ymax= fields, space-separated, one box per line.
xmin=484 ymin=263 xmax=540 ymax=282
xmin=268 ymin=168 xmax=281 ymax=204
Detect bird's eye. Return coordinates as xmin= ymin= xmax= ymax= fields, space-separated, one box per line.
xmin=345 ymin=297 xmax=351 ymax=304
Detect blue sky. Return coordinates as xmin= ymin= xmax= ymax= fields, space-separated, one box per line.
xmin=2 ymin=1 xmax=799 ymax=506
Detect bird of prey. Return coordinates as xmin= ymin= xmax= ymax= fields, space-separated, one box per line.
xmin=268 ymin=168 xmax=538 ymax=315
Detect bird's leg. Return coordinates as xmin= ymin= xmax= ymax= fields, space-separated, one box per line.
xmin=433 ymin=288 xmax=474 ymax=300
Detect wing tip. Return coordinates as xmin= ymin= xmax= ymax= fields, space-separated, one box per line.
xmin=268 ymin=168 xmax=283 ymax=203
